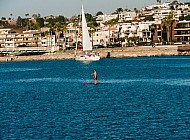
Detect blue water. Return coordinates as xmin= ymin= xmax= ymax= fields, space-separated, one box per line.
xmin=0 ymin=56 xmax=190 ymax=139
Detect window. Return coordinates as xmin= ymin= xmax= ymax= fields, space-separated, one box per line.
xmin=158 ymin=31 xmax=161 ymax=36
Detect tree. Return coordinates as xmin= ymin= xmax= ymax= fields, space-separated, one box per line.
xmin=85 ymin=13 xmax=94 ymax=23
xmin=25 ymin=13 xmax=29 ymax=17
xmin=17 ymin=16 xmax=23 ymax=27
xmin=36 ymin=18 xmax=44 ymax=27
xmin=1 ymin=17 xmax=6 ymax=20
xmin=184 ymin=15 xmax=190 ymax=20
xmin=32 ymin=23 xmax=40 ymax=30
xmin=134 ymin=8 xmax=137 ymax=13
xmin=10 ymin=13 xmax=13 ymax=19
xmin=156 ymin=0 xmax=161 ymax=4
xmin=45 ymin=15 xmax=66 ymax=26
xmin=115 ymin=8 xmax=123 ymax=14
xmin=60 ymin=24 xmax=68 ymax=49
xmin=124 ymin=8 xmax=130 ymax=12
xmin=170 ymin=5 xmax=175 ymax=10
xmin=88 ymin=22 xmax=96 ymax=46
xmin=96 ymin=11 xmax=104 ymax=16
xmin=72 ymin=22 xmax=78 ymax=55
xmin=54 ymin=22 xmax=61 ymax=42
xmin=32 ymin=13 xmax=41 ymax=19
xmin=25 ymin=13 xmax=29 ymax=30
xmin=180 ymin=14 xmax=190 ymax=21
xmin=56 ymin=15 xmax=65 ymax=23
xmin=162 ymin=11 xmax=174 ymax=43
xmin=150 ymin=24 xmax=156 ymax=45
xmin=104 ymin=18 xmax=118 ymax=44
xmin=184 ymin=2 xmax=190 ymax=7
xmin=47 ymin=24 xmax=54 ymax=48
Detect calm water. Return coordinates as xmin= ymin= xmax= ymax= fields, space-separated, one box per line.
xmin=0 ymin=56 xmax=190 ymax=139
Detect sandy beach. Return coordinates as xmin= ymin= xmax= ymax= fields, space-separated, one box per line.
xmin=0 ymin=45 xmax=182 ymax=62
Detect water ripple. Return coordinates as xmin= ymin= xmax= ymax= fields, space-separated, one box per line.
xmin=1 ymin=57 xmax=190 ymax=139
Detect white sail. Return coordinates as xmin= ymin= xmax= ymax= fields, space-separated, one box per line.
xmin=82 ymin=4 xmax=92 ymax=51
xmin=75 ymin=4 xmax=100 ymax=62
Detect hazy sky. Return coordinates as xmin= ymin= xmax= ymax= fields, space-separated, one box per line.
xmin=0 ymin=0 xmax=188 ymax=18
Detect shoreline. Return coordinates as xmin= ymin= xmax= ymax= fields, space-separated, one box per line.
xmin=0 ymin=45 xmax=188 ymax=62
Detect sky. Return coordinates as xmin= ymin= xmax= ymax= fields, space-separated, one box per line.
xmin=0 ymin=0 xmax=188 ymax=19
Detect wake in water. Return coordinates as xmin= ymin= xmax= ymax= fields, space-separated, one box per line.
xmin=0 ymin=68 xmax=42 ymax=73
xmin=2 ymin=78 xmax=190 ymax=86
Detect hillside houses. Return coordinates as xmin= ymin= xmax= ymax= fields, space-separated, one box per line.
xmin=0 ymin=0 xmax=190 ymax=50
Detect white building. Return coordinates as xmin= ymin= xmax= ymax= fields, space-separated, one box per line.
xmin=41 ymin=35 xmax=56 ymax=47
xmin=0 ymin=29 xmax=42 ymax=48
xmin=96 ymin=14 xmax=118 ymax=24
xmin=118 ymin=11 xmax=137 ymax=22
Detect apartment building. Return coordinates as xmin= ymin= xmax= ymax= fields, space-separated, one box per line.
xmin=0 ymin=29 xmax=42 ymax=48
xmin=174 ymin=20 xmax=190 ymax=44
xmin=92 ymin=27 xmax=116 ymax=46
xmin=41 ymin=35 xmax=56 ymax=47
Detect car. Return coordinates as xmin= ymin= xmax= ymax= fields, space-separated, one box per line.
xmin=93 ymin=44 xmax=105 ymax=49
xmin=107 ymin=44 xmax=115 ymax=48
xmin=107 ymin=43 xmax=121 ymax=48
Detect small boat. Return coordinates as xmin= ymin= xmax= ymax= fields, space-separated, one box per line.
xmin=75 ymin=4 xmax=100 ymax=62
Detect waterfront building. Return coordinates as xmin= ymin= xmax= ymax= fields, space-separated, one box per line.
xmin=0 ymin=29 xmax=42 ymax=48
xmin=174 ymin=20 xmax=190 ymax=45
xmin=92 ymin=25 xmax=117 ymax=46
xmin=41 ymin=35 xmax=56 ymax=47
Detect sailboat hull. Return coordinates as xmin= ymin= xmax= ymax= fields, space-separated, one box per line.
xmin=75 ymin=55 xmax=100 ymax=61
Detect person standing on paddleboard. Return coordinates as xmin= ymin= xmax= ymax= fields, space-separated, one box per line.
xmin=93 ymin=69 xmax=98 ymax=85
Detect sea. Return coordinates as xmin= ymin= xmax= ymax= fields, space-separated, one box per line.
xmin=0 ymin=56 xmax=190 ymax=139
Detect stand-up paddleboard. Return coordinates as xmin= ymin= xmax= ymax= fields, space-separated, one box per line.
xmin=84 ymin=81 xmax=98 ymax=85
xmin=84 ymin=81 xmax=111 ymax=85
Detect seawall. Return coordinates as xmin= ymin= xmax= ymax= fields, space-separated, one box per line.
xmin=0 ymin=45 xmax=186 ymax=62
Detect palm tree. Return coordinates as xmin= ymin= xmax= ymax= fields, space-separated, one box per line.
xmin=54 ymin=22 xmax=61 ymax=43
xmin=32 ymin=23 xmax=40 ymax=47
xmin=10 ymin=13 xmax=13 ymax=20
xmin=61 ymin=24 xmax=68 ymax=50
xmin=156 ymin=0 xmax=161 ymax=4
xmin=72 ymin=22 xmax=78 ymax=55
xmin=124 ymin=8 xmax=129 ymax=12
xmin=104 ymin=19 xmax=118 ymax=45
xmin=162 ymin=11 xmax=174 ymax=43
xmin=25 ymin=13 xmax=29 ymax=30
xmin=88 ymin=22 xmax=95 ymax=46
xmin=115 ymin=8 xmax=123 ymax=14
xmin=150 ymin=24 xmax=156 ymax=46
xmin=47 ymin=24 xmax=54 ymax=48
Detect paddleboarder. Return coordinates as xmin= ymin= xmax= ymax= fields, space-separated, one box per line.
xmin=93 ymin=69 xmax=98 ymax=85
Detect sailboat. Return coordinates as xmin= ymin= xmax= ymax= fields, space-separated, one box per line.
xmin=75 ymin=4 xmax=100 ymax=61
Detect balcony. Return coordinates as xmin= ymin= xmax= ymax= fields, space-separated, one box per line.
xmin=174 ymin=27 xmax=190 ymax=31
xmin=174 ymin=34 xmax=190 ymax=37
